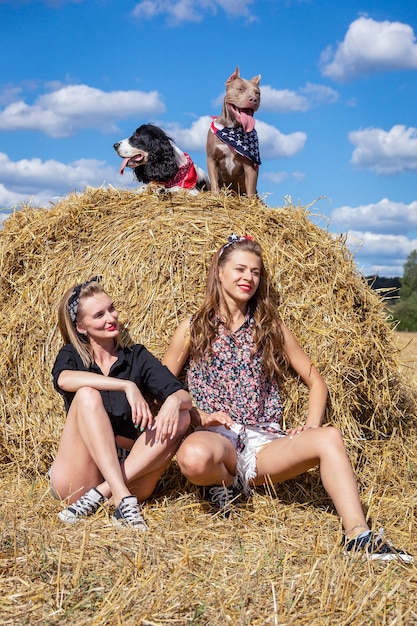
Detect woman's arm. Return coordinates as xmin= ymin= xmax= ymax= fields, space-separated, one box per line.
xmin=57 ymin=369 xmax=131 ymax=393
xmin=152 ymin=389 xmax=192 ymax=442
xmin=281 ymin=324 xmax=328 ymax=428
xmin=162 ymin=317 xmax=192 ymax=377
xmin=163 ymin=317 xmax=234 ymax=431
xmin=57 ymin=370 xmax=153 ymax=428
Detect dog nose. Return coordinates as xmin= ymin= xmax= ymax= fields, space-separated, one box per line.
xmin=113 ymin=142 xmax=120 ymax=150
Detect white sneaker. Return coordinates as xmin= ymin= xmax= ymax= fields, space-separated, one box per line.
xmin=58 ymin=487 xmax=105 ymax=523
xmin=113 ymin=496 xmax=148 ymax=530
xmin=343 ymin=530 xmax=414 ymax=563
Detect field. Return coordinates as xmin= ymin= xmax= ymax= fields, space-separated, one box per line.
xmin=1 ymin=192 xmax=417 ymax=626
xmin=0 ymin=331 xmax=415 ymax=625
xmin=394 ymin=331 xmax=417 ymax=379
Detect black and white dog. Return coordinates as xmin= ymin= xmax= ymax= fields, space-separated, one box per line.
xmin=114 ymin=123 xmax=209 ymax=194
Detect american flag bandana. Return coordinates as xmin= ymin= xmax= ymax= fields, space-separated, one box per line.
xmin=210 ymin=120 xmax=261 ymax=168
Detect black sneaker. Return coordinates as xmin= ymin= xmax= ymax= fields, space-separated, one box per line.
xmin=113 ymin=496 xmax=148 ymax=530
xmin=58 ymin=487 xmax=105 ymax=523
xmin=206 ymin=484 xmax=236 ymax=517
xmin=343 ymin=530 xmax=414 ymax=563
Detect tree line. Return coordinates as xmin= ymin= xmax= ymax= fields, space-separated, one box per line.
xmin=367 ymin=250 xmax=417 ymax=331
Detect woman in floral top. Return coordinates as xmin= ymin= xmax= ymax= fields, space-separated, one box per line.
xmin=163 ymin=234 xmax=413 ymax=562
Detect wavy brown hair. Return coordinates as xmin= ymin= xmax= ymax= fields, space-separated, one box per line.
xmin=58 ymin=280 xmax=124 ymax=368
xmin=190 ymin=238 xmax=288 ymax=380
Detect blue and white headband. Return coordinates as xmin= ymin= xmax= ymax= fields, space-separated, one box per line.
xmin=67 ymin=276 xmax=101 ymax=323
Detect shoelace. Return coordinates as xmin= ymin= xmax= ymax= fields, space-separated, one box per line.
xmin=209 ymin=486 xmax=234 ymax=508
xmin=345 ymin=528 xmax=413 ymax=562
xmin=69 ymin=491 xmax=101 ymax=516
xmin=117 ymin=499 xmax=148 ymax=528
xmin=370 ymin=530 xmax=409 ymax=556
xmin=352 ymin=528 xmax=390 ymax=551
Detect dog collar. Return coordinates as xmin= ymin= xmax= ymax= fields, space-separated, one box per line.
xmin=211 ymin=119 xmax=261 ymax=167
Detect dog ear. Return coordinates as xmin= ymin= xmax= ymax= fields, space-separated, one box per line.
xmin=146 ymin=140 xmax=178 ymax=182
xmin=251 ymin=75 xmax=261 ymax=86
xmin=225 ymin=67 xmax=240 ymax=84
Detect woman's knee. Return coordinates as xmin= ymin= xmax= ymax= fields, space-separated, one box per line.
xmin=72 ymin=386 xmax=104 ymax=412
xmin=176 ymin=437 xmax=213 ymax=479
xmin=323 ymin=426 xmax=344 ymax=443
xmin=318 ymin=426 xmax=346 ymax=454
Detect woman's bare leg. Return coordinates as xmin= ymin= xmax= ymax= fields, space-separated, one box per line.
xmin=255 ymin=427 xmax=369 ymax=538
xmin=98 ymin=409 xmax=191 ymax=501
xmin=51 ymin=387 xmax=130 ymax=506
xmin=176 ymin=430 xmax=237 ymax=486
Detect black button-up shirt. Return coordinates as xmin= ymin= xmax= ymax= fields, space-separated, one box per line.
xmin=52 ymin=343 xmax=185 ymax=439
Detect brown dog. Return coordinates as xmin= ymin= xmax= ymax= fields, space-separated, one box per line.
xmin=207 ymin=67 xmax=261 ymax=196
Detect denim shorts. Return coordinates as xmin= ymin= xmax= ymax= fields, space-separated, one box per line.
xmin=195 ymin=423 xmax=286 ymax=494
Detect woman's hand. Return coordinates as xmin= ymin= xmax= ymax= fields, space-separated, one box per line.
xmin=286 ymin=425 xmax=320 ymax=439
xmin=198 ymin=409 xmax=234 ymax=429
xmin=151 ymin=394 xmax=184 ymax=443
xmin=124 ymin=381 xmax=153 ymax=431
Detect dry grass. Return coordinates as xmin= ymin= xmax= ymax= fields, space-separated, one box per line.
xmin=1 ymin=445 xmax=417 ymax=625
xmin=1 ymin=189 xmax=417 ymax=625
xmin=394 ymin=332 xmax=417 ymax=380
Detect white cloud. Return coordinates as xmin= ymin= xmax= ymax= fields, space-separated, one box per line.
xmin=131 ymin=0 xmax=255 ymax=24
xmin=262 ymin=171 xmax=305 ymax=185
xmin=0 ymin=85 xmax=165 ymax=138
xmin=260 ymin=86 xmax=309 ymax=112
xmin=349 ymin=125 xmax=417 ymax=175
xmin=167 ymin=116 xmax=213 ymax=151
xmin=329 ymin=200 xmax=417 ymax=275
xmin=347 ymin=231 xmax=417 ymax=257
xmin=320 ymin=16 xmax=417 ymax=81
xmin=344 ymin=230 xmax=417 ymax=277
xmin=0 ymin=84 xmax=24 ymax=106
xmin=0 ymin=209 xmax=14 ymax=226
xmin=256 ymin=120 xmax=307 ymax=158
xmin=227 ymin=83 xmax=339 ymax=114
xmin=0 ymin=152 xmax=136 ymax=209
xmin=215 ymin=0 xmax=253 ymax=17
xmin=299 ymin=83 xmax=339 ymax=106
xmin=331 ymin=198 xmax=417 ymax=235
xmin=0 ymin=184 xmax=34 ymax=209
xmin=356 ymin=260 xmax=405 ymax=278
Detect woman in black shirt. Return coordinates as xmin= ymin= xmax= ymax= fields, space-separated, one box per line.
xmin=51 ymin=277 xmax=191 ymax=529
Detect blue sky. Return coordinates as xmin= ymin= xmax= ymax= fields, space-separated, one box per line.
xmin=1 ymin=0 xmax=417 ymax=277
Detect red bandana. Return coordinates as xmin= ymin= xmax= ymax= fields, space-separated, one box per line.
xmin=164 ymin=152 xmax=198 ymax=189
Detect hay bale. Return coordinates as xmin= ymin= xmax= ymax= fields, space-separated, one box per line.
xmin=0 ymin=187 xmax=415 ymax=474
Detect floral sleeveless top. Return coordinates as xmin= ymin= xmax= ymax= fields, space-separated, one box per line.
xmin=187 ymin=312 xmax=284 ymax=439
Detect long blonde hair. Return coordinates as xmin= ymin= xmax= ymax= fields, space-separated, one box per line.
xmin=190 ymin=238 xmax=287 ymax=379
xmin=58 ymin=279 xmax=124 ymax=367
